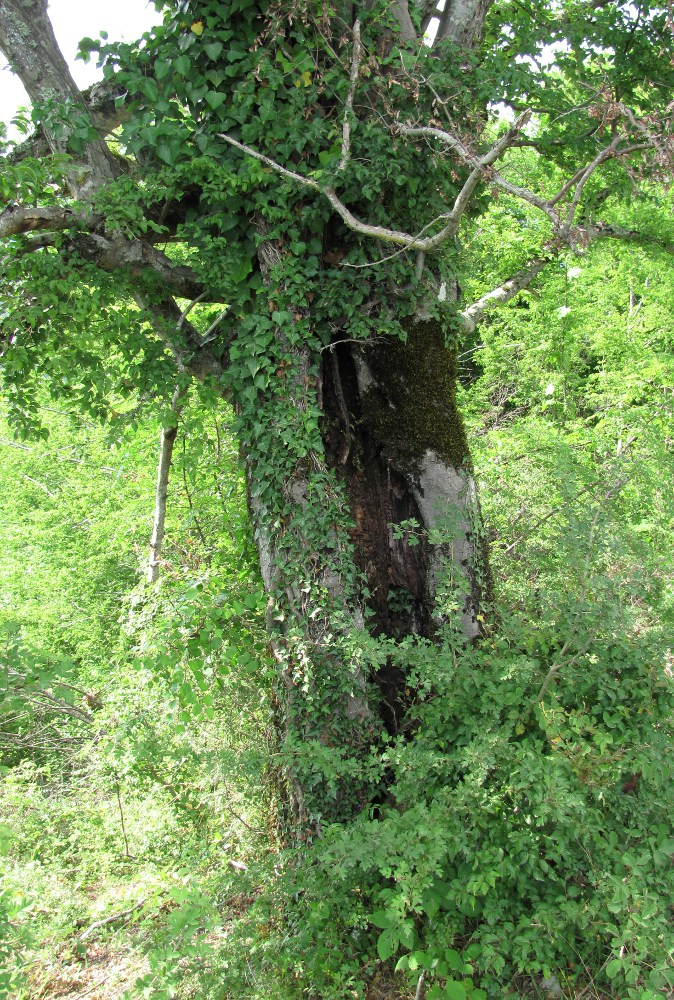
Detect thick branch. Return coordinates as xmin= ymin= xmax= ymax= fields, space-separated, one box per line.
xmin=8 ymin=75 xmax=130 ymax=167
xmin=0 ymin=0 xmax=120 ymax=193
xmin=4 ymin=223 xmax=222 ymax=303
xmin=393 ymin=0 xmax=417 ymax=43
xmin=0 ymin=204 xmax=78 ymax=238
xmin=338 ymin=20 xmax=361 ymax=172
xmin=69 ymin=233 xmax=216 ymax=301
xmin=435 ymin=0 xmax=494 ymax=47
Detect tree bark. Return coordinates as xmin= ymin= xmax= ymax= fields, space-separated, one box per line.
xmin=239 ymin=263 xmax=489 ymax=831
xmin=0 ymin=0 xmax=120 ymax=194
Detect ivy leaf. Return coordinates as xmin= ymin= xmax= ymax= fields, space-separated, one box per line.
xmin=205 ymin=42 xmax=224 ymax=61
xmin=205 ymin=91 xmax=227 ymax=111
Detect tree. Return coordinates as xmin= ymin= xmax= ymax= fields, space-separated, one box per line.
xmin=1 ymin=0 xmax=673 ymax=831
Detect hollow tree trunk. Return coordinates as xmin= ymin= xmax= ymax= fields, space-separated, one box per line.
xmin=241 ymin=298 xmax=488 ymax=835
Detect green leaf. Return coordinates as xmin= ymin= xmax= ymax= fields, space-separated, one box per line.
xmin=606 ymin=959 xmax=623 ymax=980
xmin=444 ymin=949 xmax=462 ymax=971
xmin=205 ymin=91 xmax=227 ymax=111
xmin=376 ymin=929 xmax=397 ymax=962
xmin=204 ymin=42 xmax=224 ymax=61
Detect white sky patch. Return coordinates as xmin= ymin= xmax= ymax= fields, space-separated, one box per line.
xmin=0 ymin=0 xmax=162 ymax=130
xmin=424 ymin=0 xmax=446 ymax=48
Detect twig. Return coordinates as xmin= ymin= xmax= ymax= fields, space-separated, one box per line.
xmin=20 ymin=473 xmax=57 ymax=497
xmin=415 ymin=970 xmax=426 ymax=1000
xmin=181 ymin=434 xmax=210 ymax=552
xmin=502 ymin=483 xmax=594 ymax=555
xmin=533 ymin=639 xmax=593 ymax=705
xmin=0 ymin=439 xmax=118 ymax=473
xmin=565 ymin=137 xmax=621 ymax=225
xmin=22 ymin=691 xmax=93 ymax=724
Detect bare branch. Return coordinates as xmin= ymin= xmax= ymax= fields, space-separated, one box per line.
xmin=585 ymin=220 xmax=674 ymax=255
xmin=219 ymin=132 xmax=446 ymax=249
xmin=396 ymin=121 xmax=474 ymax=163
xmin=78 ymin=898 xmax=147 ymax=942
xmin=450 ymin=110 xmax=534 ymax=223
xmin=218 ymin=133 xmax=322 ymax=192
xmin=459 ymin=257 xmax=550 ymax=333
xmin=338 ymin=20 xmax=362 ymax=172
xmin=565 ymin=137 xmax=621 ymax=225
xmin=21 ymin=690 xmax=93 ymax=724
xmin=487 ymin=173 xmax=560 ymax=225
xmin=21 ymin=473 xmax=56 ymax=497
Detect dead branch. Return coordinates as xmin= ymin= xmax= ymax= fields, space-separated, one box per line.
xmin=0 ymin=205 xmax=80 ymax=238
xmin=338 ymin=20 xmax=361 ymax=172
xmin=78 ymin=898 xmax=147 ymax=942
xmin=459 ymin=258 xmax=550 ymax=333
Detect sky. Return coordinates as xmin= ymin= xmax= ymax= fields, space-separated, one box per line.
xmin=0 ymin=0 xmax=162 ymax=129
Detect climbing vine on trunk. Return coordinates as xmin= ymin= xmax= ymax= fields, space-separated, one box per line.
xmin=1 ymin=0 xmax=674 ymax=830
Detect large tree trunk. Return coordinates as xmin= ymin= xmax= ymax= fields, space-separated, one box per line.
xmin=241 ymin=298 xmax=488 ymax=833
xmin=0 ymin=0 xmax=496 ymax=836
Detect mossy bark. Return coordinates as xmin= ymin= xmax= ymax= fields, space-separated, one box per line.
xmin=314 ymin=318 xmax=489 ymax=738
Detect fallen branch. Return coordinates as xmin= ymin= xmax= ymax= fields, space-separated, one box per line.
xmin=78 ymin=898 xmax=147 ymax=942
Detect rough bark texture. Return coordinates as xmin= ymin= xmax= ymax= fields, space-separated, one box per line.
xmin=322 ymin=323 xmax=483 ymax=641
xmin=437 ymin=0 xmax=493 ymax=47
xmin=0 ymin=0 xmax=120 ymax=194
xmin=319 ymin=321 xmax=486 ymax=732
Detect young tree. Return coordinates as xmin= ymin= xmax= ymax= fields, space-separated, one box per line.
xmin=1 ymin=0 xmax=672 ymax=829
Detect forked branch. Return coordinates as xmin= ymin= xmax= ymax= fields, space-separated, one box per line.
xmin=219 ymin=110 xmax=534 ymax=252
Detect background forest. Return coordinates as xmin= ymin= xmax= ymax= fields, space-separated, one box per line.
xmin=2 ymin=0 xmax=674 ymax=998
xmin=2 ymin=207 xmax=674 ymax=998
